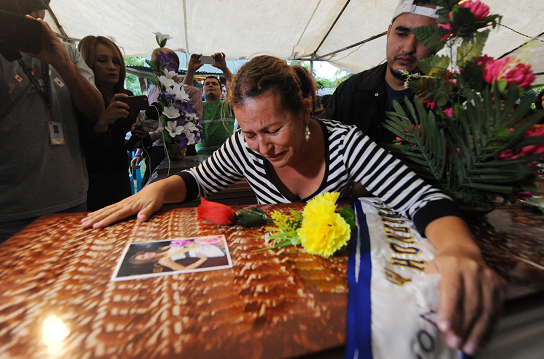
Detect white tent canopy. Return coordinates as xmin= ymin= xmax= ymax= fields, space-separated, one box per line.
xmin=48 ymin=0 xmax=544 ymax=82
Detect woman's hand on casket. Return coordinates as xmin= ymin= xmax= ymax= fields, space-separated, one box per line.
xmin=81 ymin=175 xmax=187 ymax=229
xmin=424 ymin=216 xmax=506 ymax=356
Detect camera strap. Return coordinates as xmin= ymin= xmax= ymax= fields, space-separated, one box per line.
xmin=17 ymin=59 xmax=53 ymax=117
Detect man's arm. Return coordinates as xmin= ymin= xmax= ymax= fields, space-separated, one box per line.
xmin=29 ymin=18 xmax=104 ymax=123
xmin=213 ymin=52 xmax=233 ymax=84
xmin=182 ymin=54 xmax=203 ymax=86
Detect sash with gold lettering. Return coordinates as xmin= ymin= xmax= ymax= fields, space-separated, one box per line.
xmin=345 ymin=198 xmax=469 ymax=359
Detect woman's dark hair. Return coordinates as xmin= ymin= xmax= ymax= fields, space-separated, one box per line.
xmin=129 ymin=251 xmax=160 ymax=265
xmin=78 ymin=36 xmax=126 ymax=95
xmin=535 ymin=88 xmax=544 ymax=110
xmin=228 ymin=55 xmax=322 ymax=117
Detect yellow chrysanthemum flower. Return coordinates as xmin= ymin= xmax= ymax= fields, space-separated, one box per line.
xmin=297 ymin=192 xmax=350 ymax=258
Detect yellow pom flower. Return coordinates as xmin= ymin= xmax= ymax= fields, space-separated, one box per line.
xmin=297 ymin=192 xmax=350 ymax=258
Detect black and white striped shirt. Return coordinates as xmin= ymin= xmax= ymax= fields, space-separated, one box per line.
xmin=179 ymin=119 xmax=459 ymax=234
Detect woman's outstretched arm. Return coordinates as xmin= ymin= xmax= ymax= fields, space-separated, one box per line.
xmin=81 ymin=175 xmax=187 ymax=229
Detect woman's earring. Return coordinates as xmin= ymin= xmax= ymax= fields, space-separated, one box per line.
xmin=305 ymin=124 xmax=311 ymax=142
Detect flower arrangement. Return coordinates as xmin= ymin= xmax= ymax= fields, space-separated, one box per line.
xmin=263 ymin=192 xmax=355 ymax=258
xmin=383 ymin=0 xmax=544 ymax=207
xmin=146 ymin=35 xmax=202 ymax=158
xmin=196 ymin=193 xmax=355 ymax=258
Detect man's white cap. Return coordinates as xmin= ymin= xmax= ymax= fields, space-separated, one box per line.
xmin=392 ymin=0 xmax=440 ymax=22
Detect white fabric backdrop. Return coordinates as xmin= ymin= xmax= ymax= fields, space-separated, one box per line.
xmin=48 ymin=0 xmax=544 ymax=82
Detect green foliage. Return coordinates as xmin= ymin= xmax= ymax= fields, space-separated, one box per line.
xmin=412 ymin=25 xmax=447 ymax=52
xmin=456 ymin=30 xmax=488 ymax=67
xmin=124 ymin=57 xmax=147 ymax=95
xmin=385 ymin=85 xmax=544 ymax=197
xmin=383 ymin=98 xmax=447 ymax=182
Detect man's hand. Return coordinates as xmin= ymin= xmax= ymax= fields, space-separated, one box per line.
xmin=131 ymin=155 xmax=142 ymax=170
xmin=189 ymin=54 xmax=204 ymax=72
xmin=212 ymin=52 xmax=227 ymax=71
xmin=26 ymin=16 xmax=70 ymax=68
xmin=212 ymin=52 xmax=233 ymax=83
xmin=182 ymin=54 xmax=204 ymax=86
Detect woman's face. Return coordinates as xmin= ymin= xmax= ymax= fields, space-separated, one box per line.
xmin=92 ymin=43 xmax=121 ymax=88
xmin=234 ymin=91 xmax=308 ymax=168
xmin=134 ymin=251 xmax=159 ymax=261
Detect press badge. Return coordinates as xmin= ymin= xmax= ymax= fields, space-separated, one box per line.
xmin=48 ymin=121 xmax=65 ymax=145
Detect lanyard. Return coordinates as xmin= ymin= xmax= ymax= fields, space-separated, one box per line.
xmin=17 ymin=59 xmax=53 ymax=117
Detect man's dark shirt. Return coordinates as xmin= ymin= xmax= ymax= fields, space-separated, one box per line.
xmin=322 ymin=63 xmax=413 ymax=145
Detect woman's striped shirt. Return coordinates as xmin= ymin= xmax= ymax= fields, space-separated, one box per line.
xmin=179 ymin=119 xmax=459 ymax=234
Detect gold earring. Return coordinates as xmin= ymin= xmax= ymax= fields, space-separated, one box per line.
xmin=305 ymin=124 xmax=311 ymax=142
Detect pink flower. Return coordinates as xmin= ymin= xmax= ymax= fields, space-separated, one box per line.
xmin=475 ymin=55 xmax=494 ymax=66
xmin=496 ymin=124 xmax=544 ymax=159
xmin=482 ymin=57 xmax=536 ymax=89
xmin=459 ymin=0 xmax=490 ymax=22
xmin=442 ymin=108 xmax=453 ymax=117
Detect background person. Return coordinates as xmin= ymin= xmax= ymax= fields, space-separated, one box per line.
xmin=322 ymin=0 xmax=438 ymax=145
xmin=77 ymin=35 xmax=143 ymax=211
xmin=183 ymin=53 xmax=236 ymax=155
xmin=0 ymin=0 xmax=104 ymax=243
xmin=82 ymin=55 xmax=504 ymax=356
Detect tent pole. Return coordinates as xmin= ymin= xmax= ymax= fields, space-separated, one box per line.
xmin=310 ymin=60 xmax=314 ymax=78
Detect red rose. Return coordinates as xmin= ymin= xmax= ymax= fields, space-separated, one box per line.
xmin=196 ymin=198 xmax=235 ymax=225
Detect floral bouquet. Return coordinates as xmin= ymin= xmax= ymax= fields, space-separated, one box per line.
xmin=262 ymin=192 xmax=354 ymax=258
xmin=383 ymin=0 xmax=544 ymax=208
xmin=146 ymin=35 xmax=202 ymax=158
xmin=195 ymin=193 xmax=355 ymax=258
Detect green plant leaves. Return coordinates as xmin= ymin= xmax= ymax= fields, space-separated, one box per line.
xmin=384 ymin=98 xmax=446 ymax=183
xmin=412 ymin=25 xmax=446 ymax=52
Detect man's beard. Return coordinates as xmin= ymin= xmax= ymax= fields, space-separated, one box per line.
xmin=205 ymin=92 xmax=220 ymax=102
xmin=388 ymin=53 xmax=420 ymax=81
xmin=388 ymin=65 xmax=413 ymax=81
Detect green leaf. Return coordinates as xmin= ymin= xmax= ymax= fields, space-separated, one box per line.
xmin=232 ymin=208 xmax=273 ymax=227
xmin=451 ymin=7 xmax=478 ymax=41
xmin=417 ymin=55 xmax=450 ymax=76
xmin=412 ymin=25 xmax=446 ymax=52
xmin=338 ymin=206 xmax=355 ymax=229
xmin=456 ymin=30 xmax=489 ymax=67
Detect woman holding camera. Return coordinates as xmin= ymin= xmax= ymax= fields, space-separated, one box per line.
xmin=78 ymin=36 xmax=145 ymax=211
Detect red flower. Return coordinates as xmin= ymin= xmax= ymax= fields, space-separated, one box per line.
xmin=475 ymin=55 xmax=494 ymax=66
xmin=459 ymin=0 xmax=490 ymax=21
xmin=438 ymin=23 xmax=455 ymax=41
xmin=421 ymin=97 xmax=436 ymax=110
xmin=196 ymin=197 xmax=235 ymax=225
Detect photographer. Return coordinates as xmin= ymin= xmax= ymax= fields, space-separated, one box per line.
xmin=182 ymin=53 xmax=236 ymax=155
xmin=0 ymin=0 xmax=104 ymax=243
xmin=77 ymin=35 xmax=143 ymax=211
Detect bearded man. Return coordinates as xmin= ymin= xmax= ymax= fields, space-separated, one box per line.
xmin=322 ymin=0 xmax=438 ymax=144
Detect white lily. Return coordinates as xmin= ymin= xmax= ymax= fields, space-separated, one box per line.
xmin=159 ymin=75 xmax=176 ymax=88
xmin=165 ymin=120 xmax=184 ymax=137
xmin=163 ymin=105 xmax=180 ymax=119
xmin=162 ymin=67 xmax=177 ymax=80
xmin=186 ymin=132 xmax=196 ymax=145
xmin=183 ymin=121 xmax=197 ymax=131
xmin=153 ymin=32 xmax=172 ymax=47
xmin=166 ymin=83 xmax=190 ymax=102
xmin=185 ymin=112 xmax=199 ymax=122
